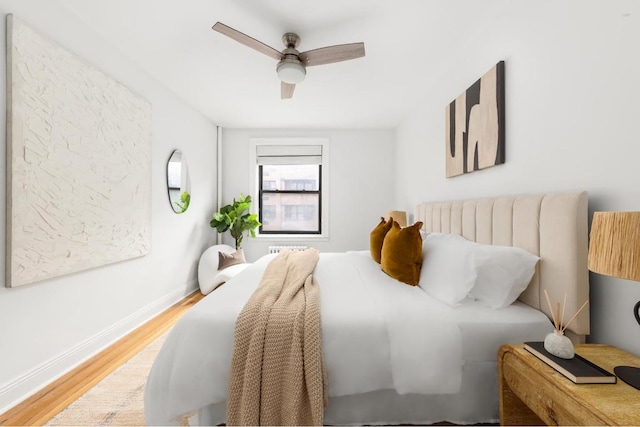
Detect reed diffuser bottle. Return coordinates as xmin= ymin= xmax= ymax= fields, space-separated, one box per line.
xmin=542 ymin=290 xmax=589 ymax=359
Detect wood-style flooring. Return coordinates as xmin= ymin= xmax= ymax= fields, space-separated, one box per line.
xmin=0 ymin=291 xmax=204 ymax=426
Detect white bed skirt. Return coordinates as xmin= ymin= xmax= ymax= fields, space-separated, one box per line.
xmin=192 ymin=361 xmax=500 ymax=426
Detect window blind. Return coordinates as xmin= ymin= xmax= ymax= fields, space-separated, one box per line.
xmin=256 ymin=145 xmax=322 ymax=165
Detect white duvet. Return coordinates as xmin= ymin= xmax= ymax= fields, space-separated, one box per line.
xmin=144 ymin=251 xmax=463 ymax=425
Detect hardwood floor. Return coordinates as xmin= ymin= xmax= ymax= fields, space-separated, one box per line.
xmin=0 ymin=291 xmax=204 ymax=426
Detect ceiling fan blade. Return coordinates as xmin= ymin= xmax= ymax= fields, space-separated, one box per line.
xmin=281 ymin=82 xmax=296 ymax=99
xmin=299 ymin=42 xmax=365 ymax=67
xmin=212 ymin=22 xmax=283 ymax=61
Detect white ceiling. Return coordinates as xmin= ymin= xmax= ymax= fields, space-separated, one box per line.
xmin=55 ymin=0 xmax=509 ymax=129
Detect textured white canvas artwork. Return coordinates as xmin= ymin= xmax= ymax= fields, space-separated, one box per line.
xmin=6 ymin=15 xmax=152 ymax=287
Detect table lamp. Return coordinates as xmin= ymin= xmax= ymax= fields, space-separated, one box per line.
xmin=386 ymin=210 xmax=407 ymax=228
xmin=588 ymin=211 xmax=640 ymax=389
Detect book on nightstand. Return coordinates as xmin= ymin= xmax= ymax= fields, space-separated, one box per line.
xmin=524 ymin=341 xmax=617 ymax=384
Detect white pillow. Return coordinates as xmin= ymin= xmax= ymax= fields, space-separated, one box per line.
xmin=418 ymin=233 xmax=477 ymax=306
xmin=468 ymin=243 xmax=540 ymax=309
xmin=418 ymin=233 xmax=540 ymax=309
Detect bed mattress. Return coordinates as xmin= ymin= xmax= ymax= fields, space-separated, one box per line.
xmin=145 ymin=251 xmax=551 ymax=425
xmin=193 ymin=299 xmax=551 ymax=426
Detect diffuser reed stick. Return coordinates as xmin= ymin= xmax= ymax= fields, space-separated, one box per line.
xmin=543 ymin=289 xmax=588 ymax=333
xmin=561 ymin=299 xmax=589 ymax=333
xmin=560 ymin=293 xmax=567 ymax=331
xmin=544 ymin=289 xmax=558 ymax=331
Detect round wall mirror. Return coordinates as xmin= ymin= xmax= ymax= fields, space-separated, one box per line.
xmin=167 ymin=149 xmax=191 ymax=214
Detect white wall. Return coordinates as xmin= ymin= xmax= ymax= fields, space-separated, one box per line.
xmin=0 ymin=1 xmax=218 ymax=412
xmin=220 ymin=128 xmax=395 ymax=262
xmin=394 ymin=1 xmax=640 ymax=355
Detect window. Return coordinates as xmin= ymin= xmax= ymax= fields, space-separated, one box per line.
xmin=254 ymin=142 xmax=326 ymax=235
xmin=259 ymin=164 xmax=321 ymax=234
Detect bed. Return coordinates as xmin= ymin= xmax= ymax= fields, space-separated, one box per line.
xmin=144 ymin=191 xmax=589 ymax=425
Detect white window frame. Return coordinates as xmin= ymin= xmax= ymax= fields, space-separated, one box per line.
xmin=249 ymin=138 xmax=330 ymax=241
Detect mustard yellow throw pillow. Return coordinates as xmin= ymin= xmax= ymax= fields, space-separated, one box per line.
xmin=381 ymin=221 xmax=424 ymax=286
xmin=370 ymin=217 xmax=394 ymax=263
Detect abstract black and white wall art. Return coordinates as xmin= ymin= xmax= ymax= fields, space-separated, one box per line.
xmin=6 ymin=15 xmax=152 ymax=287
xmin=445 ymin=61 xmax=505 ymax=178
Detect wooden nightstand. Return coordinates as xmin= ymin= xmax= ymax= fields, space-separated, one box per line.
xmin=499 ymin=344 xmax=640 ymax=426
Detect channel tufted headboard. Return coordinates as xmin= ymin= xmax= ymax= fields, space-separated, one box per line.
xmin=415 ymin=191 xmax=589 ymax=342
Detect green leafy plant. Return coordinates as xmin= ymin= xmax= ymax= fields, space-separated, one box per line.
xmin=174 ymin=191 xmax=190 ymax=214
xmin=210 ymin=194 xmax=261 ymax=249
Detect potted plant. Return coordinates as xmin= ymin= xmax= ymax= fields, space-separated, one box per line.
xmin=209 ymin=194 xmax=261 ymax=249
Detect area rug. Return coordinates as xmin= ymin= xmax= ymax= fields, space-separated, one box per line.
xmin=46 ymin=333 xmax=169 ymax=426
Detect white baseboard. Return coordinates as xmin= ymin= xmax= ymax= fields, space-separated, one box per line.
xmin=0 ymin=279 xmax=198 ymax=415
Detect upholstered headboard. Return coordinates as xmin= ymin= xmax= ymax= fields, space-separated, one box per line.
xmin=415 ymin=192 xmax=589 ymax=341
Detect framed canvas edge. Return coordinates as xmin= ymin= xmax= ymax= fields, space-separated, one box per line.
xmin=6 ymin=13 xmax=15 ymax=287
xmin=495 ymin=60 xmax=506 ymax=166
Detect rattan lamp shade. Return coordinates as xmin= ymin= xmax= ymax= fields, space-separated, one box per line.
xmin=588 ymin=211 xmax=640 ymax=281
xmin=588 ymin=211 xmax=640 ymax=390
xmin=386 ymin=210 xmax=407 ymax=228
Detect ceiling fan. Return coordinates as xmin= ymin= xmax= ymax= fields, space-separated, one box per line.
xmin=212 ymin=22 xmax=365 ymax=99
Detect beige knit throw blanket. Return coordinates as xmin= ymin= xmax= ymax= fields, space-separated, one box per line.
xmin=226 ymin=248 xmax=327 ymax=426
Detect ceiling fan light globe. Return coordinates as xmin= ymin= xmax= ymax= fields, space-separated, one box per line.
xmin=277 ymin=61 xmax=306 ymax=84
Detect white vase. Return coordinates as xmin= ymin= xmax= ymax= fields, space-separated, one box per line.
xmin=544 ymin=330 xmax=574 ymax=359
